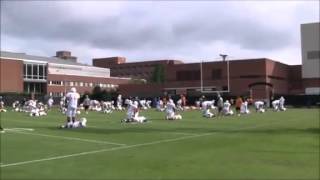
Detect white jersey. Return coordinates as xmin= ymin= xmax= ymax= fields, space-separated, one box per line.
xmin=166 ymin=101 xmax=176 ymax=113
xmin=272 ymin=100 xmax=280 ymax=106
xmin=223 ymin=101 xmax=231 ymax=111
xmin=255 ymin=101 xmax=264 ymax=109
xmin=47 ymin=98 xmax=54 ymax=106
xmin=201 ymin=100 xmax=215 ymax=110
xmin=166 ymin=101 xmax=175 ymax=111
xmin=279 ymin=97 xmax=285 ymax=106
xmin=127 ymin=101 xmax=138 ymax=119
xmin=0 ymin=101 xmax=4 ymax=108
xmin=66 ymin=92 xmax=80 ymax=109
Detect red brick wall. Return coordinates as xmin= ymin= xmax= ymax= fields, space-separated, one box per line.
xmin=118 ymin=84 xmax=165 ymax=97
xmin=265 ymin=60 xmax=289 ymax=95
xmin=93 ymin=57 xmax=126 ymax=68
xmin=288 ymin=65 xmax=304 ymax=94
xmin=0 ymin=58 xmax=24 ymax=93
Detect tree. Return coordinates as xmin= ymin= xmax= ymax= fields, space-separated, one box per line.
xmin=151 ymin=64 xmax=165 ymax=84
xmin=91 ymin=86 xmax=103 ymax=100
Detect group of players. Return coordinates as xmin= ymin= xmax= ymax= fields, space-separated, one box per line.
xmin=0 ymin=87 xmax=287 ymax=132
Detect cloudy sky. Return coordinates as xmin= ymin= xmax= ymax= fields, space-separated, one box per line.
xmin=1 ymin=1 xmax=319 ymax=65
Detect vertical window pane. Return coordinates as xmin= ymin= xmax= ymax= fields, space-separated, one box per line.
xmin=44 ymin=66 xmax=47 ymax=77
xmin=23 ymin=64 xmax=26 ymax=77
xmin=27 ymin=64 xmax=32 ymax=78
xmin=39 ymin=65 xmax=44 ymax=77
xmin=33 ymin=64 xmax=38 ymax=76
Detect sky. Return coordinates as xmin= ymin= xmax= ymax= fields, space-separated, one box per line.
xmin=1 ymin=1 xmax=319 ymax=65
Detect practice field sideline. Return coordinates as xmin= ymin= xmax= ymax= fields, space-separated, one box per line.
xmin=1 ymin=108 xmax=319 ymax=179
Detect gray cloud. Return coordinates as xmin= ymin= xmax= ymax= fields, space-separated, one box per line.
xmin=1 ymin=1 xmax=293 ymax=50
xmin=1 ymin=1 xmax=319 ymax=64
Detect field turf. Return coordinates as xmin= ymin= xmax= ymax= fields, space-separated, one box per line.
xmin=0 ymin=108 xmax=319 ymax=180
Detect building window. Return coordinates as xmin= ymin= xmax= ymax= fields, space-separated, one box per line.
xmin=212 ymin=69 xmax=222 ymax=80
xmin=80 ymin=82 xmax=83 ymax=87
xmin=69 ymin=81 xmax=74 ymax=86
xmin=50 ymin=81 xmax=63 ymax=86
xmin=89 ymin=83 xmax=93 ymax=87
xmin=307 ymin=51 xmax=320 ymax=60
xmin=74 ymin=82 xmax=78 ymax=86
xmin=24 ymin=63 xmax=47 ymax=80
xmin=24 ymin=82 xmax=45 ymax=94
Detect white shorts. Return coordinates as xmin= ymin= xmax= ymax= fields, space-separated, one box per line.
xmin=67 ymin=107 xmax=77 ymax=117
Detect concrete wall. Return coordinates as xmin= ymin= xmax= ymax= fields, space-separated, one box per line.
xmin=301 ymin=23 xmax=320 ymax=79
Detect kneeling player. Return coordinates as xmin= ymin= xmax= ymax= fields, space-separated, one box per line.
xmin=201 ymin=101 xmax=215 ymax=118
xmin=240 ymin=101 xmax=250 ymax=114
xmin=165 ymin=99 xmax=182 ymax=120
xmin=0 ymin=97 xmax=7 ymax=112
xmin=223 ymin=100 xmax=234 ymax=116
xmin=254 ymin=101 xmax=265 ymax=113
xmin=272 ymin=99 xmax=280 ymax=111
xmin=61 ymin=117 xmax=87 ymax=128
xmin=122 ymin=99 xmax=147 ymax=123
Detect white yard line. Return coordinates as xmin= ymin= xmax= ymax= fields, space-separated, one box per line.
xmin=1 ymin=121 xmax=283 ymax=168
xmin=164 ymin=132 xmax=199 ymax=136
xmin=6 ymin=130 xmax=126 ymax=146
xmin=4 ymin=128 xmax=34 ymax=131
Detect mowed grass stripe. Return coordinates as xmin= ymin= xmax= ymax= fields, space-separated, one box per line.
xmin=1 ymin=119 xmax=290 ymax=168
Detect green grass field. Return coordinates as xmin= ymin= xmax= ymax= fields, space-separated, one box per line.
xmin=1 ymin=108 xmax=319 ymax=180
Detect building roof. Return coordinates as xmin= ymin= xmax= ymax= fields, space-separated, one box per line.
xmin=0 ymin=51 xmax=86 ymax=66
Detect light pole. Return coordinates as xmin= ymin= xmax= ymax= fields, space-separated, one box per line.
xmin=200 ymin=60 xmax=203 ymax=92
xmin=220 ymin=54 xmax=230 ymax=93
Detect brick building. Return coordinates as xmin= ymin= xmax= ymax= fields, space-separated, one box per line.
xmin=93 ymin=57 xmax=305 ymax=102
xmin=0 ymin=51 xmax=130 ymax=96
xmin=93 ymin=57 xmax=183 ymax=81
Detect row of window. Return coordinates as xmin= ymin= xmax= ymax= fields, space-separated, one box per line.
xmin=23 ymin=64 xmax=47 ymax=80
xmin=23 ymin=82 xmax=45 ymax=94
xmin=48 ymin=81 xmax=118 ymax=88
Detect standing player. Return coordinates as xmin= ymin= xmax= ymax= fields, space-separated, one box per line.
xmin=235 ymin=96 xmax=243 ymax=116
xmin=116 ymin=94 xmax=123 ymax=110
xmin=83 ymin=95 xmax=91 ymax=114
xmin=47 ymin=96 xmax=54 ymax=110
xmin=0 ymin=96 xmax=5 ymax=133
xmin=64 ymin=87 xmax=80 ymax=128
xmin=217 ymin=95 xmax=224 ymax=116
xmin=279 ymin=96 xmax=286 ymax=111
